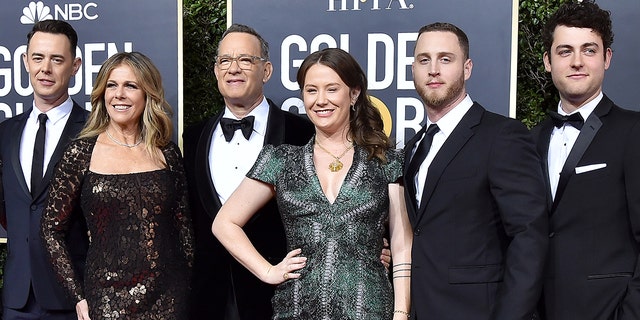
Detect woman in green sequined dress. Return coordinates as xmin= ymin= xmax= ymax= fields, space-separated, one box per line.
xmin=213 ymin=48 xmax=412 ymax=319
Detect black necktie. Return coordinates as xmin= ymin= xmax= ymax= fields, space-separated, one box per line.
xmin=548 ymin=111 xmax=584 ymax=130
xmin=406 ymin=124 xmax=440 ymax=201
xmin=31 ymin=113 xmax=47 ymax=198
xmin=220 ymin=116 xmax=255 ymax=142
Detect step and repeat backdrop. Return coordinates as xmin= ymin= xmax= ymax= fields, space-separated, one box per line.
xmin=0 ymin=0 xmax=181 ymax=135
xmin=0 ymin=0 xmax=180 ymax=240
xmin=598 ymin=1 xmax=640 ymax=112
xmin=229 ymin=0 xmax=640 ymax=146
xmin=231 ymin=0 xmax=517 ymax=147
xmin=0 ymin=0 xmax=638 ymax=238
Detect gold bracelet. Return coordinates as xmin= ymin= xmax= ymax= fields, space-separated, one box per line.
xmin=394 ymin=310 xmax=410 ymax=318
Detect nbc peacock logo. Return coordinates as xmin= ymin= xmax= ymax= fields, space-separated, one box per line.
xmin=20 ymin=1 xmax=53 ymax=24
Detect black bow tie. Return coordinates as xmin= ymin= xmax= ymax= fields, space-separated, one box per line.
xmin=548 ymin=111 xmax=584 ymax=130
xmin=220 ymin=116 xmax=255 ymax=142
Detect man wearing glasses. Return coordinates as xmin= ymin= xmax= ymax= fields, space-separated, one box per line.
xmin=182 ymin=24 xmax=315 ymax=320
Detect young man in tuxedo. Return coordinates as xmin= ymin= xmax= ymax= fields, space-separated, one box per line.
xmin=532 ymin=1 xmax=640 ymax=319
xmin=0 ymin=20 xmax=89 ymax=319
xmin=404 ymin=22 xmax=548 ymax=319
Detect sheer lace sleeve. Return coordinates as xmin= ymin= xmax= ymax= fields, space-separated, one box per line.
xmin=164 ymin=142 xmax=194 ymax=267
xmin=41 ymin=138 xmax=94 ymax=303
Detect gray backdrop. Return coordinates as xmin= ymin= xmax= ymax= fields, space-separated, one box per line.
xmin=0 ymin=0 xmax=180 ymax=239
xmin=230 ymin=0 xmax=640 ymax=146
xmin=598 ymin=1 xmax=640 ymax=111
xmin=231 ymin=0 xmax=516 ymax=147
xmin=0 ymin=0 xmax=180 ymax=139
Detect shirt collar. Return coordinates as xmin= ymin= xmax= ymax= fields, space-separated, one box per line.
xmin=427 ymin=94 xmax=474 ymax=137
xmin=222 ymin=96 xmax=269 ymax=137
xmin=557 ymin=91 xmax=602 ymax=120
xmin=30 ymin=97 xmax=74 ymax=125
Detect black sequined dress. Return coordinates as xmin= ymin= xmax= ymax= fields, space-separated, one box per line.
xmin=42 ymin=137 xmax=194 ymax=319
xmin=247 ymin=139 xmax=403 ymax=319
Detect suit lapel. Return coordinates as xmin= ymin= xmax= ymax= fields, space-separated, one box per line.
xmin=537 ymin=119 xmax=555 ymax=209
xmin=264 ymin=99 xmax=286 ymax=145
xmin=404 ymin=125 xmax=427 ymax=218
xmin=414 ymin=103 xmax=483 ymax=227
xmin=195 ymin=113 xmax=224 ymax=219
xmin=9 ymin=111 xmax=31 ymax=197
xmin=551 ymin=97 xmax=609 ymax=214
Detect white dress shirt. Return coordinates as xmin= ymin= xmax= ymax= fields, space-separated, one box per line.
xmin=547 ymin=92 xmax=601 ymax=200
xmin=209 ymin=97 xmax=269 ymax=204
xmin=412 ymin=95 xmax=474 ymax=207
xmin=20 ymin=98 xmax=74 ymax=192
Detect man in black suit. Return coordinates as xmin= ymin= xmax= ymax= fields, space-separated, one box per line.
xmin=0 ymin=20 xmax=88 ymax=319
xmin=404 ymin=22 xmax=548 ymax=319
xmin=183 ymin=24 xmax=315 ymax=320
xmin=532 ymin=2 xmax=640 ymax=319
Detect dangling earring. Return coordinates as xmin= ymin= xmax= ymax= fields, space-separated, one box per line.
xmin=351 ymin=104 xmax=355 ymax=112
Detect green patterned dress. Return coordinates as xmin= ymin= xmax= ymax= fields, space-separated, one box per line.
xmin=247 ymin=138 xmax=403 ymax=320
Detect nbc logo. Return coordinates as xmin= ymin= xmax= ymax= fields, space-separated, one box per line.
xmin=19 ymin=1 xmax=99 ymax=24
xmin=20 ymin=1 xmax=53 ymax=24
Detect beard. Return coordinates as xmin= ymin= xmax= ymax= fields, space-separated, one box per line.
xmin=417 ymin=73 xmax=465 ymax=110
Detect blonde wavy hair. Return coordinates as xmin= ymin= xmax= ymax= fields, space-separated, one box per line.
xmin=78 ymin=52 xmax=173 ymax=165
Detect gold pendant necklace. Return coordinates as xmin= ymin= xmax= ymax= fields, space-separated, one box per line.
xmin=315 ymin=139 xmax=354 ymax=172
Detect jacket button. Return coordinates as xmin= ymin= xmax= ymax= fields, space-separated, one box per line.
xmin=414 ymin=228 xmax=421 ymax=236
xmin=30 ymin=204 xmax=38 ymax=211
xmin=548 ymin=232 xmax=555 ymax=238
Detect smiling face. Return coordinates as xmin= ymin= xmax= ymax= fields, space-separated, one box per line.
xmin=303 ymin=64 xmax=360 ymax=135
xmin=412 ymin=31 xmax=471 ymax=116
xmin=214 ymin=32 xmax=273 ymax=114
xmin=104 ymin=64 xmax=146 ymax=129
xmin=23 ymin=31 xmax=81 ymax=111
xmin=544 ymin=25 xmax=611 ymax=112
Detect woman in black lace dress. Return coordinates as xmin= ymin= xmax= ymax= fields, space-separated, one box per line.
xmin=213 ymin=48 xmax=412 ymax=319
xmin=41 ymin=52 xmax=194 ymax=320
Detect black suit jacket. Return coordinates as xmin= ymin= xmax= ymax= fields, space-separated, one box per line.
xmin=0 ymin=102 xmax=89 ymax=310
xmin=183 ymin=99 xmax=314 ymax=320
xmin=404 ymin=103 xmax=548 ymax=320
xmin=532 ymin=95 xmax=640 ymax=320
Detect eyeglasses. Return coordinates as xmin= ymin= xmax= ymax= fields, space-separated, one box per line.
xmin=215 ymin=54 xmax=267 ymax=70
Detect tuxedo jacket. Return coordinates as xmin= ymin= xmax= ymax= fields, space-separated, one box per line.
xmin=403 ymin=103 xmax=548 ymax=320
xmin=531 ymin=95 xmax=640 ymax=320
xmin=0 ymin=102 xmax=89 ymax=310
xmin=183 ymin=99 xmax=314 ymax=320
